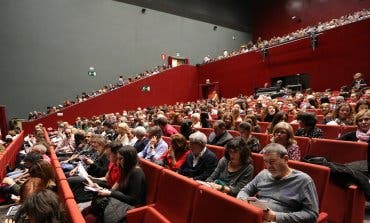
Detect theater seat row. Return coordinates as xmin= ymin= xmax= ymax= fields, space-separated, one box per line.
xmin=43 ymin=129 xmax=86 ymax=223
xmin=131 ymin=158 xmax=329 ymax=223
xmin=0 ymin=132 xmax=24 ymax=179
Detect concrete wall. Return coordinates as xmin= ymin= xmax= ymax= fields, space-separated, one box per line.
xmin=0 ymin=0 xmax=251 ymax=119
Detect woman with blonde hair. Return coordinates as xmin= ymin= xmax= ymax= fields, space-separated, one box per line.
xmin=115 ymin=122 xmax=136 ymax=146
xmin=268 ymin=122 xmax=301 ymax=160
xmin=326 ymin=102 xmax=355 ymax=126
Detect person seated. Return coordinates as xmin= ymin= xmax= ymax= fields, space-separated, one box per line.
xmin=155 ymin=116 xmax=179 ymax=137
xmin=191 ymin=113 xmax=202 ymax=128
xmin=30 ymin=144 xmax=51 ymax=163
xmin=262 ymin=105 xmax=278 ymax=122
xmin=208 ymin=120 xmax=234 ymax=146
xmin=83 ymin=146 xmax=146 ymax=222
xmin=6 ymin=189 xmax=66 ymax=223
xmin=339 ymin=109 xmax=370 ymax=142
xmin=245 ymin=114 xmax=261 ymax=133
xmin=222 ymin=112 xmax=235 ymax=130
xmin=237 ymin=143 xmax=319 ymax=223
xmin=266 ymin=111 xmax=288 ymax=134
xmin=115 ymin=122 xmax=136 ymax=146
xmin=354 ymin=99 xmax=370 ymax=114
xmin=351 ymin=72 xmax=367 ymax=90
xmin=101 ymin=121 xmax=116 ymax=141
xmin=238 ymin=122 xmax=260 ymax=152
xmin=163 ymin=133 xmax=191 ymax=171
xmin=325 ymin=102 xmax=355 ymax=126
xmin=178 ymin=131 xmax=218 ymax=181
xmin=138 ymin=126 xmax=168 ymax=164
xmin=180 ymin=119 xmax=195 ymax=140
xmin=295 ymin=112 xmax=323 ymax=138
xmin=132 ymin=126 xmax=149 ymax=153
xmin=205 ymin=138 xmax=254 ymax=197
xmin=55 ymin=128 xmax=75 ymax=154
xmin=267 ymin=122 xmax=301 ymax=160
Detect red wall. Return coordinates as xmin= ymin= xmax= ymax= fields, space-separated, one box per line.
xmin=22 ymin=65 xmax=199 ymax=132
xmin=198 ymin=19 xmax=370 ymax=98
xmin=251 ymin=0 xmax=370 ymax=41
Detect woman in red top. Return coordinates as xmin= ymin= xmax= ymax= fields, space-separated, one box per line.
xmin=163 ymin=133 xmax=190 ymax=171
xmin=88 ymin=141 xmax=121 ymax=188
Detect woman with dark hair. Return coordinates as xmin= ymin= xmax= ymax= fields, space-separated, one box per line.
xmin=205 ymin=138 xmax=254 ymax=197
xmin=200 ymin=112 xmax=211 ymax=128
xmin=295 ymin=112 xmax=323 ymax=138
xmin=11 ymin=189 xmax=66 ymax=223
xmin=262 ymin=105 xmax=278 ymax=122
xmin=355 ymin=99 xmax=370 ymax=114
xmin=222 ymin=112 xmax=235 ymax=130
xmin=180 ymin=119 xmax=194 ymax=140
xmin=83 ymin=146 xmax=146 ymax=223
xmin=266 ymin=111 xmax=288 ymax=134
xmin=238 ymin=122 xmax=260 ymax=152
xmin=245 ymin=114 xmax=261 ymax=133
xmin=163 ymin=134 xmax=191 ymax=171
xmin=325 ymin=102 xmax=355 ymax=125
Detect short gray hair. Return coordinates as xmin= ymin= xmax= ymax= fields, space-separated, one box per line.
xmin=133 ymin=126 xmax=147 ymax=136
xmin=262 ymin=143 xmax=288 ymax=157
xmin=189 ymin=131 xmax=207 ymax=145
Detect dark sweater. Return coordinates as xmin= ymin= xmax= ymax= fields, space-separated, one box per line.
xmin=111 ymin=167 xmax=147 ymax=207
xmin=178 ymin=149 xmax=218 ymax=181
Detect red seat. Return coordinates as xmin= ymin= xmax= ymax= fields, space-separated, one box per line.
xmin=65 ymin=198 xmax=86 ymax=223
xmin=340 ymin=125 xmax=357 ymax=137
xmin=58 ymin=179 xmax=74 ymax=201
xmin=288 ymin=160 xmax=330 ymax=223
xmin=190 ymin=185 xmax=263 ymax=223
xmin=206 ymin=144 xmax=225 ymax=160
xmin=228 ymin=130 xmax=240 ymax=138
xmin=308 ymin=138 xmax=367 ymax=163
xmin=316 ymin=124 xmax=341 ymax=139
xmin=257 ymin=122 xmax=269 ymax=133
xmin=139 ymin=158 xmax=164 ymax=204
xmin=294 ymin=136 xmax=311 ymax=159
xmin=129 ymin=169 xmax=199 ymax=223
xmin=251 ymin=132 xmax=269 ymax=148
xmin=194 ymin=127 xmax=213 ymax=137
xmin=127 ymin=206 xmax=171 ymax=223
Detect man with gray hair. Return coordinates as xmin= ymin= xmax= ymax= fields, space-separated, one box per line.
xmin=133 ymin=126 xmax=149 ymax=153
xmin=178 ymin=131 xmax=217 ymax=180
xmin=237 ymin=143 xmax=319 ymax=223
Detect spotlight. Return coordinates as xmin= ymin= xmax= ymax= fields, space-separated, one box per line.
xmin=141 ymin=8 xmax=146 ymax=14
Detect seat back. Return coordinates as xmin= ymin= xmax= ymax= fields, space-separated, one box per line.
xmin=139 ymin=158 xmax=164 ymax=204
xmin=316 ymin=124 xmax=341 ymax=139
xmin=288 ymin=160 xmax=330 ymax=210
xmin=257 ymin=122 xmax=269 ymax=133
xmin=155 ymin=169 xmax=199 ymax=223
xmin=228 ymin=130 xmax=240 ymax=138
xmin=308 ymin=138 xmax=368 ymax=163
xmin=206 ymin=144 xmax=225 ymax=160
xmin=340 ymin=125 xmax=357 ymax=137
xmin=251 ymin=153 xmax=265 ymax=177
xmin=194 ymin=127 xmax=214 ymax=137
xmin=294 ymin=136 xmax=311 ymax=158
xmin=190 ymin=185 xmax=263 ymax=223
xmin=251 ymin=133 xmax=270 ymax=148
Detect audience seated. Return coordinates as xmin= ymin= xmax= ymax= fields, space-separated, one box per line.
xmin=162 ymin=133 xmax=191 ymax=171
xmin=208 ymin=120 xmax=234 ymax=146
xmin=237 ymin=143 xmax=319 ymax=223
xmin=238 ymin=122 xmax=260 ymax=152
xmin=178 ymin=131 xmax=218 ymax=180
xmin=138 ymin=126 xmax=168 ymax=165
xmin=267 ymin=122 xmax=301 ymax=160
xmin=295 ymin=112 xmax=324 ymax=138
xmin=83 ymin=145 xmax=146 ymax=223
xmin=205 ymin=137 xmax=254 ymax=197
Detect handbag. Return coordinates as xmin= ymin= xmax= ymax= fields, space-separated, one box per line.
xmin=90 ymin=195 xmax=132 ymax=223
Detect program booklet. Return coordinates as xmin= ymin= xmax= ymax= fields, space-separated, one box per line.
xmin=6 ymin=205 xmax=21 ymax=217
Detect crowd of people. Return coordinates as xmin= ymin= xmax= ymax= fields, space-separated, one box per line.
xmin=202 ymin=8 xmax=370 ymax=64
xmin=2 ymin=70 xmax=364 ymax=222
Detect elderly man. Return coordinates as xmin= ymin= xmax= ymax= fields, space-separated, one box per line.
xmin=208 ymin=120 xmax=233 ymax=146
xmin=237 ymin=143 xmax=319 ymax=223
xmin=178 ymin=131 xmax=217 ymax=181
